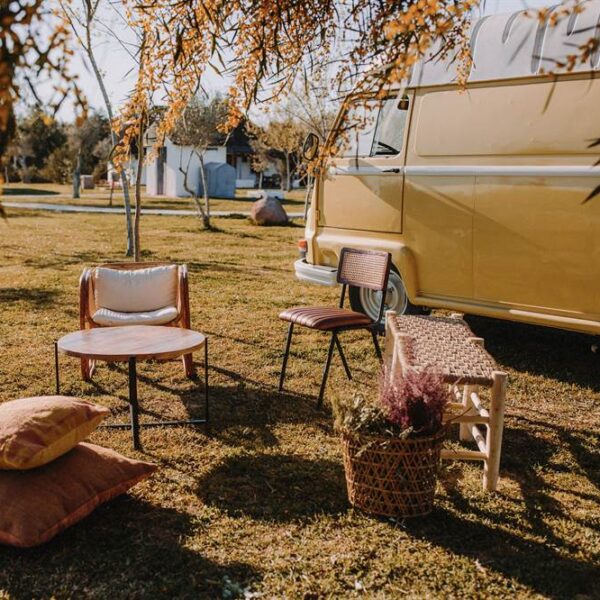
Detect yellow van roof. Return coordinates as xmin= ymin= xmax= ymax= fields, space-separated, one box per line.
xmin=408 ymin=0 xmax=600 ymax=87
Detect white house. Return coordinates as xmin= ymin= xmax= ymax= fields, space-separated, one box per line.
xmin=145 ymin=137 xmax=227 ymax=197
xmin=107 ymin=158 xmax=145 ymax=187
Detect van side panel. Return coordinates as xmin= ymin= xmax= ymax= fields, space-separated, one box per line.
xmin=402 ymin=174 xmax=474 ymax=299
xmin=319 ymin=168 xmax=403 ymax=233
xmin=406 ymin=76 xmax=600 ymax=321
xmin=414 ymin=79 xmax=600 ymax=158
xmin=473 ymin=177 xmax=599 ymax=316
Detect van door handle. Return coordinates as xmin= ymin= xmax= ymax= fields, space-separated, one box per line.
xmin=382 ymin=168 xmax=401 ymax=173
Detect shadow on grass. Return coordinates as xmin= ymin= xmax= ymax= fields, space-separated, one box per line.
xmin=422 ymin=421 xmax=600 ymax=598
xmin=465 ymin=316 xmax=600 ymax=392
xmin=0 ymin=287 xmax=58 ymax=308
xmin=89 ymin=362 xmax=327 ymax=429
xmin=403 ymin=502 xmax=599 ymax=599
xmin=0 ymin=498 xmax=259 ymax=598
xmin=198 ymin=454 xmax=347 ymax=521
xmin=22 ymin=249 xmax=158 ymax=271
xmin=0 ymin=187 xmax=59 ymax=196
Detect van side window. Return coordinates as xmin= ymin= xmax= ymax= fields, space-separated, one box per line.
xmin=371 ymin=96 xmax=409 ymax=156
xmin=341 ymin=96 xmax=409 ymax=157
xmin=341 ymin=102 xmax=379 ymax=157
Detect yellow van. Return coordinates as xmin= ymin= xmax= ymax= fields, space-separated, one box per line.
xmin=297 ymin=2 xmax=600 ymax=335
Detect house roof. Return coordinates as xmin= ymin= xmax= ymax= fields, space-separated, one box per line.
xmin=225 ymin=121 xmax=253 ymax=154
xmin=145 ymin=119 xmax=254 ymax=153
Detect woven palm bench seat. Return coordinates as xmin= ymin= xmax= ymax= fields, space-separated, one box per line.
xmin=384 ymin=311 xmax=508 ymax=491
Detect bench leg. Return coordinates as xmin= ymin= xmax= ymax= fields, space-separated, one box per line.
xmin=484 ymin=371 xmax=507 ymax=491
xmin=460 ymin=385 xmax=476 ymax=442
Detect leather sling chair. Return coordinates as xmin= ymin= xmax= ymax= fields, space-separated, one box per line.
xmin=278 ymin=247 xmax=392 ymax=406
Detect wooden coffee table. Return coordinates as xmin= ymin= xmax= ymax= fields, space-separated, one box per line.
xmin=55 ymin=325 xmax=208 ymax=450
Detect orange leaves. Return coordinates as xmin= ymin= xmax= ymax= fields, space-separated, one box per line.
xmin=113 ymin=0 xmax=482 ymax=165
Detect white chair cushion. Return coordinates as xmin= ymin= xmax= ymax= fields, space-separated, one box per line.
xmin=92 ymin=306 xmax=179 ymax=327
xmin=94 ymin=266 xmax=178 ymax=313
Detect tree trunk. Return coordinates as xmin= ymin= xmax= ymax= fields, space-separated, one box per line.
xmin=258 ymin=171 xmax=263 ymax=189
xmin=83 ymin=10 xmax=133 ymax=256
xmin=133 ymin=131 xmax=144 ymax=262
xmin=179 ymin=147 xmax=209 ymax=228
xmin=108 ymin=176 xmax=114 ymax=206
xmin=198 ymin=155 xmax=211 ymax=229
xmin=131 ymin=113 xmax=146 ymax=261
xmin=285 ymin=153 xmax=291 ymax=192
xmin=72 ymin=150 xmax=81 ymax=199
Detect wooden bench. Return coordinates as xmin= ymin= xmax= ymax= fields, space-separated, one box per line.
xmin=384 ymin=311 xmax=508 ymax=491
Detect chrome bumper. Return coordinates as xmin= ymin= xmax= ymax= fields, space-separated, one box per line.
xmin=294 ymin=259 xmax=338 ymax=286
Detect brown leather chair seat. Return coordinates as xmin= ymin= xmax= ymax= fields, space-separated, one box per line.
xmin=279 ymin=306 xmax=372 ymax=330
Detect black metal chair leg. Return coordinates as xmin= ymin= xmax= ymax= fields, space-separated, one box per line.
xmin=318 ymin=333 xmax=337 ymax=407
xmin=372 ymin=330 xmax=382 ymax=360
xmin=279 ymin=323 xmax=294 ymax=392
xmin=334 ymin=335 xmax=352 ymax=380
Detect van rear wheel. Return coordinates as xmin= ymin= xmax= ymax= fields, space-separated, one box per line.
xmin=349 ymin=268 xmax=425 ymax=328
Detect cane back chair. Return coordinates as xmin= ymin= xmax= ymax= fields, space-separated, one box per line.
xmin=79 ymin=262 xmax=192 ymax=380
xmin=278 ymin=248 xmax=392 ymax=406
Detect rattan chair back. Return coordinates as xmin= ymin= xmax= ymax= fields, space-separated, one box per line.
xmin=337 ymin=248 xmax=391 ymax=291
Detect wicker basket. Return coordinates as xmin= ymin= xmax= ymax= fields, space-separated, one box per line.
xmin=341 ymin=429 xmax=446 ymax=518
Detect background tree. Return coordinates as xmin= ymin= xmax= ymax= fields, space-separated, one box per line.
xmin=17 ymin=109 xmax=67 ymax=182
xmin=172 ymin=96 xmax=229 ymax=229
xmin=40 ymin=112 xmax=109 ymax=186
xmin=0 ymin=1 xmax=85 ymax=196
xmin=248 ymin=133 xmax=272 ymax=189
xmin=67 ymin=111 xmax=110 ymax=197
xmin=60 ymin=0 xmax=135 ymax=254
xmin=251 ymin=118 xmax=306 ymax=192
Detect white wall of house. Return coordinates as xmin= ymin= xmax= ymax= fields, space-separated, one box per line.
xmin=107 ymin=159 xmax=145 ymax=187
xmin=233 ymin=155 xmax=255 ymax=188
xmin=146 ymin=138 xmax=227 ymax=197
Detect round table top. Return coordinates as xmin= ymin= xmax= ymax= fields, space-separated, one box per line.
xmin=57 ymin=326 xmax=206 ymax=361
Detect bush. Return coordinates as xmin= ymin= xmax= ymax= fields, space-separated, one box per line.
xmin=41 ymin=146 xmax=73 ymax=184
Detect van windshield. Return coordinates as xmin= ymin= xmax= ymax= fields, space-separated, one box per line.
xmin=341 ymin=96 xmax=409 ymax=158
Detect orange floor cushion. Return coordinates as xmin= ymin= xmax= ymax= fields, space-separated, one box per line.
xmin=0 ymin=396 xmax=110 ymax=470
xmin=0 ymin=442 xmax=156 ymax=547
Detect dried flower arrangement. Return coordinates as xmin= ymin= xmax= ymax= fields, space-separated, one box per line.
xmin=334 ymin=368 xmax=451 ymax=440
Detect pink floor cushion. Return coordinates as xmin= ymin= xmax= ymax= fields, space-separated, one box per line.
xmin=0 ymin=442 xmax=156 ymax=547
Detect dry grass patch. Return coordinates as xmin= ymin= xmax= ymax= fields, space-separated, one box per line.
xmin=0 ymin=210 xmax=598 ymax=599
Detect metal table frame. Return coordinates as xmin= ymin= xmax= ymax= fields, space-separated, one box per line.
xmin=54 ymin=339 xmax=209 ymax=451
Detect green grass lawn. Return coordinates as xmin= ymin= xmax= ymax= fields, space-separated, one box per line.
xmin=0 ymin=209 xmax=598 ymax=598
xmin=0 ymin=183 xmax=307 ymax=214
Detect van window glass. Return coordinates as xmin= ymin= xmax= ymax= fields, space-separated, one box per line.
xmin=341 ymin=96 xmax=408 ymax=157
xmin=371 ymin=97 xmax=409 ymax=156
xmin=341 ymin=101 xmax=379 ymax=157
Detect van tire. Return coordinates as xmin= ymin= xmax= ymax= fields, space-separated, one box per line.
xmin=348 ymin=267 xmax=427 ymax=330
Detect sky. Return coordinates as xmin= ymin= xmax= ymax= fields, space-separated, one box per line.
xmin=55 ymin=0 xmax=559 ymax=120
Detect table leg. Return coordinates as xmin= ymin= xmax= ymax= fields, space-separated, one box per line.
xmin=204 ymin=339 xmax=209 ymax=424
xmin=54 ymin=342 xmax=60 ymax=395
xmin=128 ymin=357 xmax=141 ymax=450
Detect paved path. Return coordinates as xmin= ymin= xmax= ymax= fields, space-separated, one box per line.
xmin=2 ymin=200 xmax=304 ymax=219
